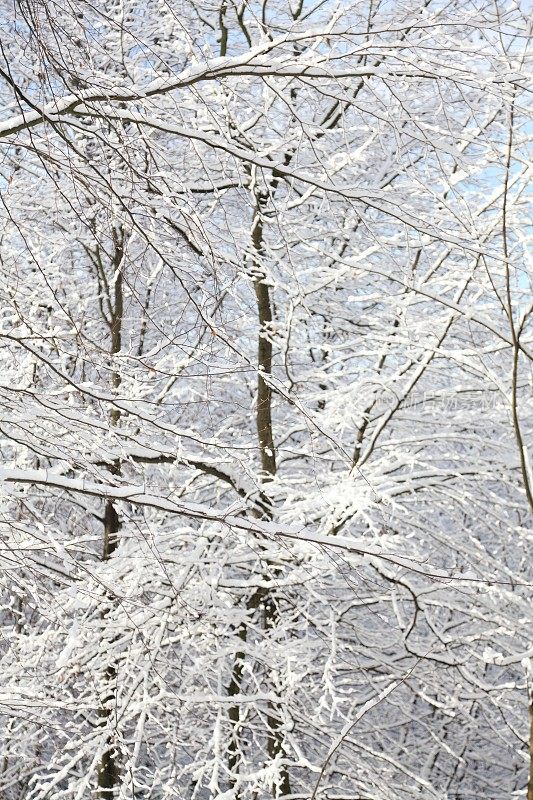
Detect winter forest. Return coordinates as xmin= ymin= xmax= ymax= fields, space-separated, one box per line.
xmin=0 ymin=0 xmax=532 ymax=798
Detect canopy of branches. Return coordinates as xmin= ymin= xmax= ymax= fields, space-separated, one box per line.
xmin=0 ymin=1 xmax=531 ymax=799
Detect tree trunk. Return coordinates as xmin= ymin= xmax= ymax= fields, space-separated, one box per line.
xmin=97 ymin=227 xmax=124 ymax=798
xmin=227 ymin=192 xmax=290 ymax=796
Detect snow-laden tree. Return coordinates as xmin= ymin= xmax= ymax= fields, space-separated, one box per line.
xmin=0 ymin=0 xmax=531 ymax=798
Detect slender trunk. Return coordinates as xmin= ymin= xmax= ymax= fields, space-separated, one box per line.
xmin=98 ymin=493 xmax=120 ymax=797
xmin=227 ymin=193 xmax=290 ymax=796
xmin=227 ymin=628 xmax=247 ymax=782
xmin=227 ymin=587 xmax=266 ymax=785
xmin=252 ymin=195 xmax=290 ymax=796
xmin=97 ymin=663 xmax=119 ymax=799
xmin=263 ymin=590 xmax=291 ymax=798
xmin=253 ymin=204 xmax=276 ymax=479
xmin=97 ymin=227 xmax=124 ymax=799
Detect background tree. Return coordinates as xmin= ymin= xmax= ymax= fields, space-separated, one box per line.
xmin=0 ymin=0 xmax=531 ymax=798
